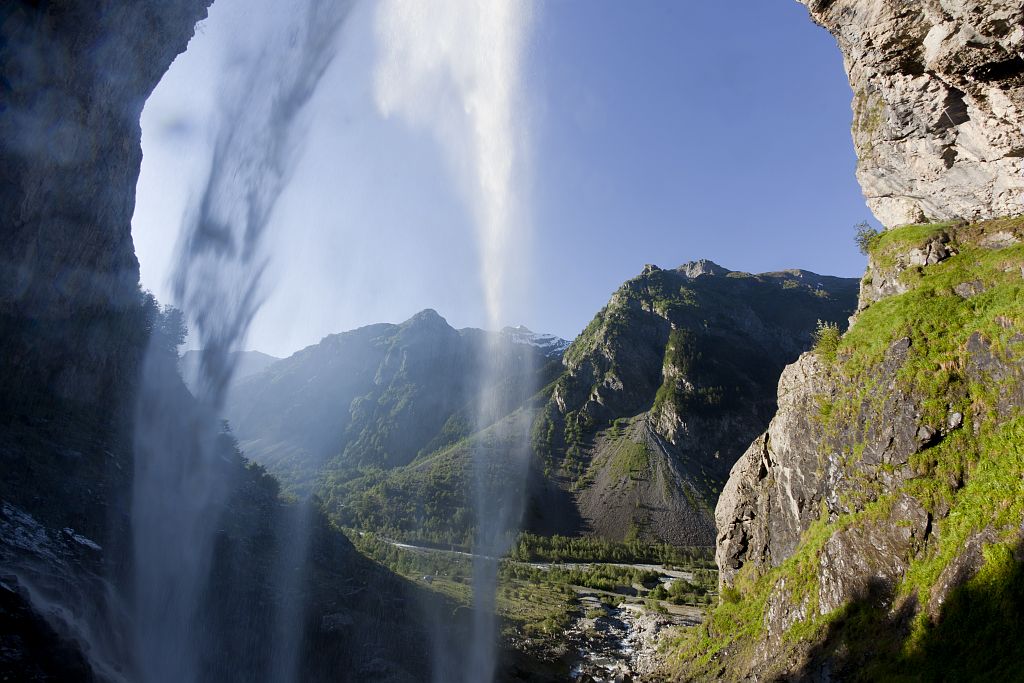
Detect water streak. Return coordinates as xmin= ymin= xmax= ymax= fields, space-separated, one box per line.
xmin=130 ymin=3 xmax=350 ymax=681
xmin=374 ymin=2 xmax=534 ymax=680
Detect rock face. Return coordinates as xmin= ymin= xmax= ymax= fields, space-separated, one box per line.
xmin=2 ymin=1 xmax=212 ymax=317
xmin=531 ymin=262 xmax=858 ymax=545
xmin=1 ymin=2 xmax=213 ymax=412
xmin=798 ymin=0 xmax=1024 ymax=227
xmin=714 ymin=353 xmax=837 ymax=586
xmin=710 ymin=217 xmax=1024 ymax=679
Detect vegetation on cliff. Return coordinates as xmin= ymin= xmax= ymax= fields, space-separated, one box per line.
xmin=672 ymin=216 xmax=1024 ymax=680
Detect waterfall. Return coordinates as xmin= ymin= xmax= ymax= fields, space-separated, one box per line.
xmin=129 ymin=2 xmax=350 ymax=680
xmin=374 ymin=1 xmax=535 ymax=680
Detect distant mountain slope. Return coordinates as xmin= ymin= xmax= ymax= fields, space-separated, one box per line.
xmin=178 ymin=349 xmax=279 ymax=395
xmin=223 ymin=310 xmax=563 ymax=495
xmin=260 ymin=262 xmax=859 ymax=549
xmin=526 ymin=260 xmax=860 ymax=546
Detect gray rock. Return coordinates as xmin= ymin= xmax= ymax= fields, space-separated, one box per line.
xmin=1 ymin=2 xmax=210 ymax=316
xmin=953 ymin=280 xmax=985 ymax=298
xmin=715 ymin=353 xmax=838 ymax=587
xmin=817 ymin=494 xmax=929 ymax=616
xmin=799 ymin=0 xmax=1024 ymax=228
xmin=857 ymin=235 xmax=953 ymax=312
xmin=916 ymin=424 xmax=939 ymax=446
xmin=927 ymin=527 xmax=999 ymax=620
xmin=0 ymin=0 xmax=214 ymax=407
xmin=716 ymin=332 xmax=928 ymax=589
xmin=676 ymin=259 xmax=729 ymax=279
xmin=978 ymin=231 xmax=1021 ymax=249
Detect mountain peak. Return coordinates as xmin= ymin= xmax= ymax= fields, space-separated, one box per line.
xmin=500 ymin=325 xmax=570 ymax=358
xmin=403 ymin=308 xmax=450 ymax=328
xmin=676 ymin=259 xmax=729 ymax=279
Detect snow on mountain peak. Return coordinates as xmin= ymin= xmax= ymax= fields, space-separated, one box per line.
xmin=500 ymin=326 xmax=570 ymax=358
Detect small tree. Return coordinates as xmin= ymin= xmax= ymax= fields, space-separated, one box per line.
xmin=854 ymin=220 xmax=880 ymax=255
xmin=813 ymin=319 xmax=842 ymax=362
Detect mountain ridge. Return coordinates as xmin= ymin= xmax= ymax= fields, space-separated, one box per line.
xmin=527 ymin=259 xmax=860 ymax=546
xmin=223 ymin=262 xmax=859 ymax=548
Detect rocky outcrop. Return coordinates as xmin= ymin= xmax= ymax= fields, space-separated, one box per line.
xmin=709 ymin=216 xmax=1024 ymax=679
xmin=1 ymin=2 xmax=213 ymax=413
xmin=798 ymin=0 xmax=1024 ymax=227
xmin=714 ymin=353 xmax=837 ymax=586
xmin=1 ymin=1 xmax=212 ymax=318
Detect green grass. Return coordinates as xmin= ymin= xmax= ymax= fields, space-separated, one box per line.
xmin=609 ymin=440 xmax=651 ymax=479
xmin=670 ymin=216 xmax=1024 ymax=679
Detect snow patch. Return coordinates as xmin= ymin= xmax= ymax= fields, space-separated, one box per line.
xmin=501 ymin=325 xmax=570 ymax=358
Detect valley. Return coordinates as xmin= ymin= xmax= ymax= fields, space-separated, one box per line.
xmin=350 ymin=530 xmax=713 ymax=680
xmin=4 ymin=0 xmax=1023 ymax=680
xmin=219 ymin=261 xmax=858 ymax=551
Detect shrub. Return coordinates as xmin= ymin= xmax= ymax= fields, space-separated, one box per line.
xmin=854 ymin=220 xmax=881 ymax=255
xmin=720 ymin=585 xmax=742 ymax=604
xmin=813 ymin=319 xmax=841 ymax=362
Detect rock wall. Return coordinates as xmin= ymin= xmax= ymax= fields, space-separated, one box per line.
xmin=798 ymin=0 xmax=1024 ymax=227
xmin=0 ymin=1 xmax=213 ymax=412
xmin=710 ymin=216 xmax=1024 ymax=678
xmin=2 ymin=1 xmax=213 ymax=316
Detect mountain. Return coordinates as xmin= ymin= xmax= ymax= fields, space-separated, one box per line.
xmin=526 ymin=261 xmax=860 ymax=546
xmin=250 ymin=265 xmax=858 ymax=547
xmin=179 ymin=349 xmax=279 ymax=395
xmin=501 ymin=325 xmax=572 ymax=358
xmin=224 ymin=309 xmax=563 ymax=496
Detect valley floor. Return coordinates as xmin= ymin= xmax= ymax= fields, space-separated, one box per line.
xmin=351 ymin=532 xmax=715 ymax=681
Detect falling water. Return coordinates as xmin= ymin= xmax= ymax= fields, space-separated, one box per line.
xmin=374 ymin=1 xmax=535 ymax=680
xmin=130 ymin=2 xmax=350 ymax=681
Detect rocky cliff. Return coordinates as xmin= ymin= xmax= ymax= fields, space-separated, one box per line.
xmin=674 ymin=4 xmax=1024 ymax=678
xmin=682 ymin=216 xmax=1024 ymax=680
xmin=529 ymin=262 xmax=858 ymax=546
xmin=1 ymin=1 xmax=215 ymax=411
xmin=798 ymin=0 xmax=1024 ymax=227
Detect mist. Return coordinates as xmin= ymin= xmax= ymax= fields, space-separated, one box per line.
xmin=372 ymin=2 xmax=536 ymax=680
xmin=131 ymin=1 xmax=351 ymax=680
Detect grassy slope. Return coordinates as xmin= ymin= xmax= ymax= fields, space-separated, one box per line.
xmin=669 ymin=216 xmax=1024 ymax=680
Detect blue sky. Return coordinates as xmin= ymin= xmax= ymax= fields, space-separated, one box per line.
xmin=133 ymin=0 xmax=872 ymax=357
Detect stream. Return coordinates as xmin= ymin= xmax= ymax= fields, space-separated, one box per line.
xmin=368 ymin=535 xmax=708 ymax=680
